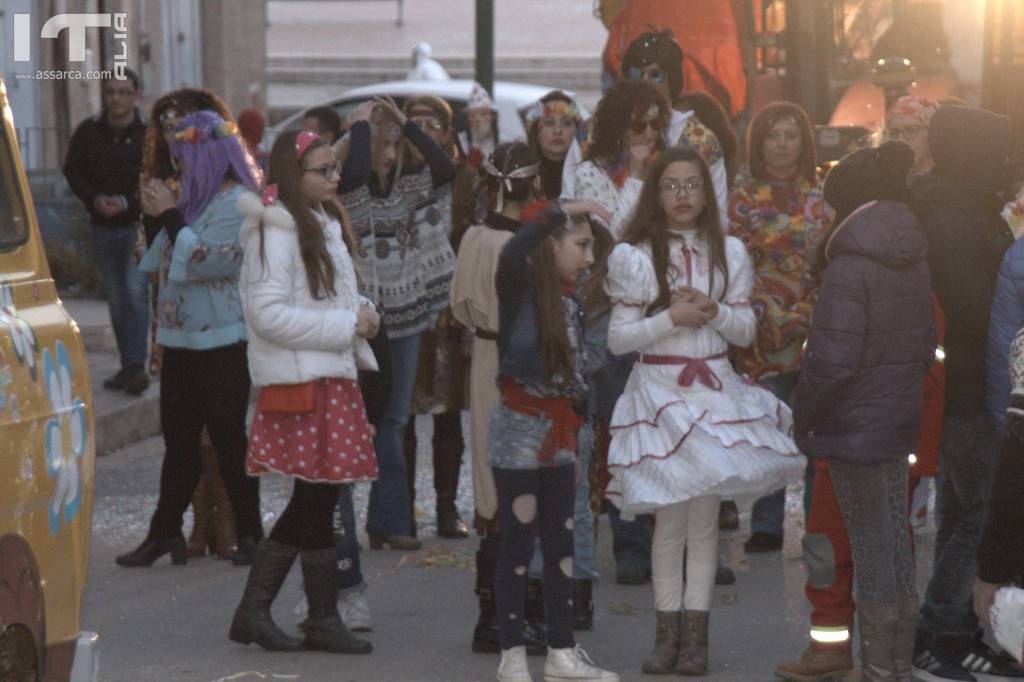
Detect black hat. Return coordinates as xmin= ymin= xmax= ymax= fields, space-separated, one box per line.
xmin=823 ymin=141 xmax=915 ymax=217
xmin=622 ymin=30 xmax=685 ymax=99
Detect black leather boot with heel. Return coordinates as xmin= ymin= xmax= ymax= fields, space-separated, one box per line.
xmin=115 ymin=531 xmax=188 ymax=567
xmin=228 ymin=539 xmax=303 ymax=651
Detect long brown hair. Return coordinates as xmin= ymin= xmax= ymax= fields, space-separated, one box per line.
xmin=619 ymin=147 xmax=729 ymax=312
xmin=526 ymin=209 xmax=578 ymax=382
xmin=586 ymin=80 xmax=669 ymax=168
xmin=746 ymin=102 xmax=817 ymax=183
xmin=578 ymin=219 xmax=614 ymax=320
xmin=263 ymin=130 xmax=340 ymax=299
xmin=143 ymin=88 xmax=233 ymax=179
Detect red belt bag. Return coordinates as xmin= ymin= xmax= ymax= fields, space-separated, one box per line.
xmin=258 ymin=381 xmax=316 ymax=413
xmin=640 ymin=352 xmax=728 ymax=391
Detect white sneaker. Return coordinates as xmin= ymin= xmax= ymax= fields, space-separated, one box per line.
xmin=543 ymin=646 xmax=620 ymax=682
xmin=339 ymin=590 xmax=372 ymax=632
xmin=292 ymin=590 xmax=371 ymax=631
xmin=498 ymin=646 xmax=533 ymax=682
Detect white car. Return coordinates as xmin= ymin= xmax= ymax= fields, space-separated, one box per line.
xmin=267 ymin=79 xmax=590 ymax=148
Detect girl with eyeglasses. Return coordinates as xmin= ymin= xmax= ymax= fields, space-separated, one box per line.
xmin=231 ymin=129 xmax=379 ymax=655
xmin=337 ymin=95 xmax=457 ymax=552
xmin=603 ymin=147 xmax=804 ymax=675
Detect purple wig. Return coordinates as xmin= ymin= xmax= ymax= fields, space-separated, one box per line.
xmin=171 ymin=110 xmax=262 ymax=224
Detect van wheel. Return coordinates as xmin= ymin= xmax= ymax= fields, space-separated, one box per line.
xmin=0 ymin=624 xmax=38 ymax=681
xmin=0 ymin=535 xmax=44 ymax=680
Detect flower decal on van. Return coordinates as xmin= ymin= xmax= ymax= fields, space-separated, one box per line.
xmin=43 ymin=340 xmax=88 ymax=535
xmin=0 ymin=282 xmax=40 ymax=381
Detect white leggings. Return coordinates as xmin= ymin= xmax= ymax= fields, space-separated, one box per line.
xmin=652 ymin=495 xmax=720 ymax=612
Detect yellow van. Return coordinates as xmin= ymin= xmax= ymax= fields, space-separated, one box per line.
xmin=0 ymin=78 xmax=97 ymax=681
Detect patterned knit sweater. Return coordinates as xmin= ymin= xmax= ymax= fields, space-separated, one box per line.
xmin=342 ymin=171 xmax=455 ymax=340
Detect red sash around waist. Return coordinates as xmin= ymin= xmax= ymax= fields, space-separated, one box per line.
xmin=500 ymin=377 xmax=583 ymax=463
xmin=639 ymin=352 xmax=729 ymax=391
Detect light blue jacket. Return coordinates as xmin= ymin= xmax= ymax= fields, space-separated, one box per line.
xmin=139 ymin=185 xmax=247 ymax=350
xmin=987 ymin=235 xmax=1024 ymax=437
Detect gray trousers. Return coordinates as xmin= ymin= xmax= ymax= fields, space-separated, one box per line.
xmin=830 ymin=457 xmax=916 ymax=603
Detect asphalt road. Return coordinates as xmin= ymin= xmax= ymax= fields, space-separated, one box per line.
xmin=82 ymin=417 xmax=938 ymax=682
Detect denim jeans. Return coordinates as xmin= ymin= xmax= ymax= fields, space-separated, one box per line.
xmin=366 ymin=332 xmax=421 ymax=536
xmin=920 ymin=411 xmax=999 ymax=638
xmin=92 ymin=224 xmax=149 ymax=369
xmin=750 ymin=371 xmax=811 ymax=535
xmin=572 ymin=422 xmax=598 ymax=579
xmin=334 ymin=484 xmax=365 ymax=595
xmin=595 ymin=351 xmax=654 ymax=573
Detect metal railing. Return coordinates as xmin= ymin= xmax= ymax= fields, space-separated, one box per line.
xmin=16 ymin=126 xmax=72 ymax=172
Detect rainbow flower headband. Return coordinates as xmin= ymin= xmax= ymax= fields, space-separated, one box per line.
xmin=526 ymin=98 xmax=581 ymax=125
xmin=174 ymin=119 xmax=240 ymax=144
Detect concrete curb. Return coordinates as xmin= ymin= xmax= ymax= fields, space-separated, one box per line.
xmin=64 ymin=298 xmax=163 ymax=456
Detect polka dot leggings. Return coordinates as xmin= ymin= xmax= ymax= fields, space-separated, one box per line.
xmin=493 ymin=463 xmax=576 ymax=651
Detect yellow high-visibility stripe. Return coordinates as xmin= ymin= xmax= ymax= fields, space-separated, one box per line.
xmin=809 ymin=627 xmax=850 ymax=644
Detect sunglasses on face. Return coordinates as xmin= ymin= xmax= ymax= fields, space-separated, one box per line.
xmin=631 ymin=117 xmax=662 ymax=135
xmin=627 ymin=67 xmax=667 ymax=85
xmin=411 ymin=115 xmax=443 ymax=132
xmin=303 ymin=161 xmax=343 ymax=179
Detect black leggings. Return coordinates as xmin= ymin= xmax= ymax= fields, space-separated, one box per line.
xmin=271 ymin=480 xmax=341 ymax=550
xmin=494 ymin=463 xmax=576 ymax=650
xmin=150 ymin=344 xmax=261 ymax=540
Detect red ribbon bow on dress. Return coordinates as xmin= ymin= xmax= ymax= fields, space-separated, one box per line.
xmin=641 ymin=352 xmax=728 ymax=391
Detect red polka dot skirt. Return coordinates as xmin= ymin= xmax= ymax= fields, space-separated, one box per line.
xmin=246 ymin=378 xmax=379 ymax=484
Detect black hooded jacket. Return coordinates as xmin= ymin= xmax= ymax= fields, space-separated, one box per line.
xmin=910 ymin=105 xmax=1013 ymax=413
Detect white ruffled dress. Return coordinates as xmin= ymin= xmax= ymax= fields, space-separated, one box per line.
xmin=604 ymin=231 xmax=805 ymax=516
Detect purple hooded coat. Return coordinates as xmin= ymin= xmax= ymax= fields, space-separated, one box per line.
xmin=794 ymin=200 xmax=935 ymax=463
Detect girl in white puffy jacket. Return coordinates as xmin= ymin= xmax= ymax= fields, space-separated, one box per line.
xmin=230 ymin=130 xmax=380 ymax=656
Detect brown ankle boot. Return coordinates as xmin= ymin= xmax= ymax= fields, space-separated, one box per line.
xmin=775 ymin=643 xmax=854 ymax=680
xmin=641 ymin=610 xmax=681 ymax=674
xmin=198 ymin=436 xmax=238 ymax=558
xmin=677 ymin=610 xmax=710 ymax=675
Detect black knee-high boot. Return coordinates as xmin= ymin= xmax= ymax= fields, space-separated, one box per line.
xmin=229 ymin=539 xmax=303 ymax=651
xmin=434 ymin=412 xmax=468 ymax=538
xmin=299 ymin=547 xmax=372 ymax=654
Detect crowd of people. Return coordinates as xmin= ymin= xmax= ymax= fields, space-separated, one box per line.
xmin=61 ymin=25 xmax=1024 ymax=682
